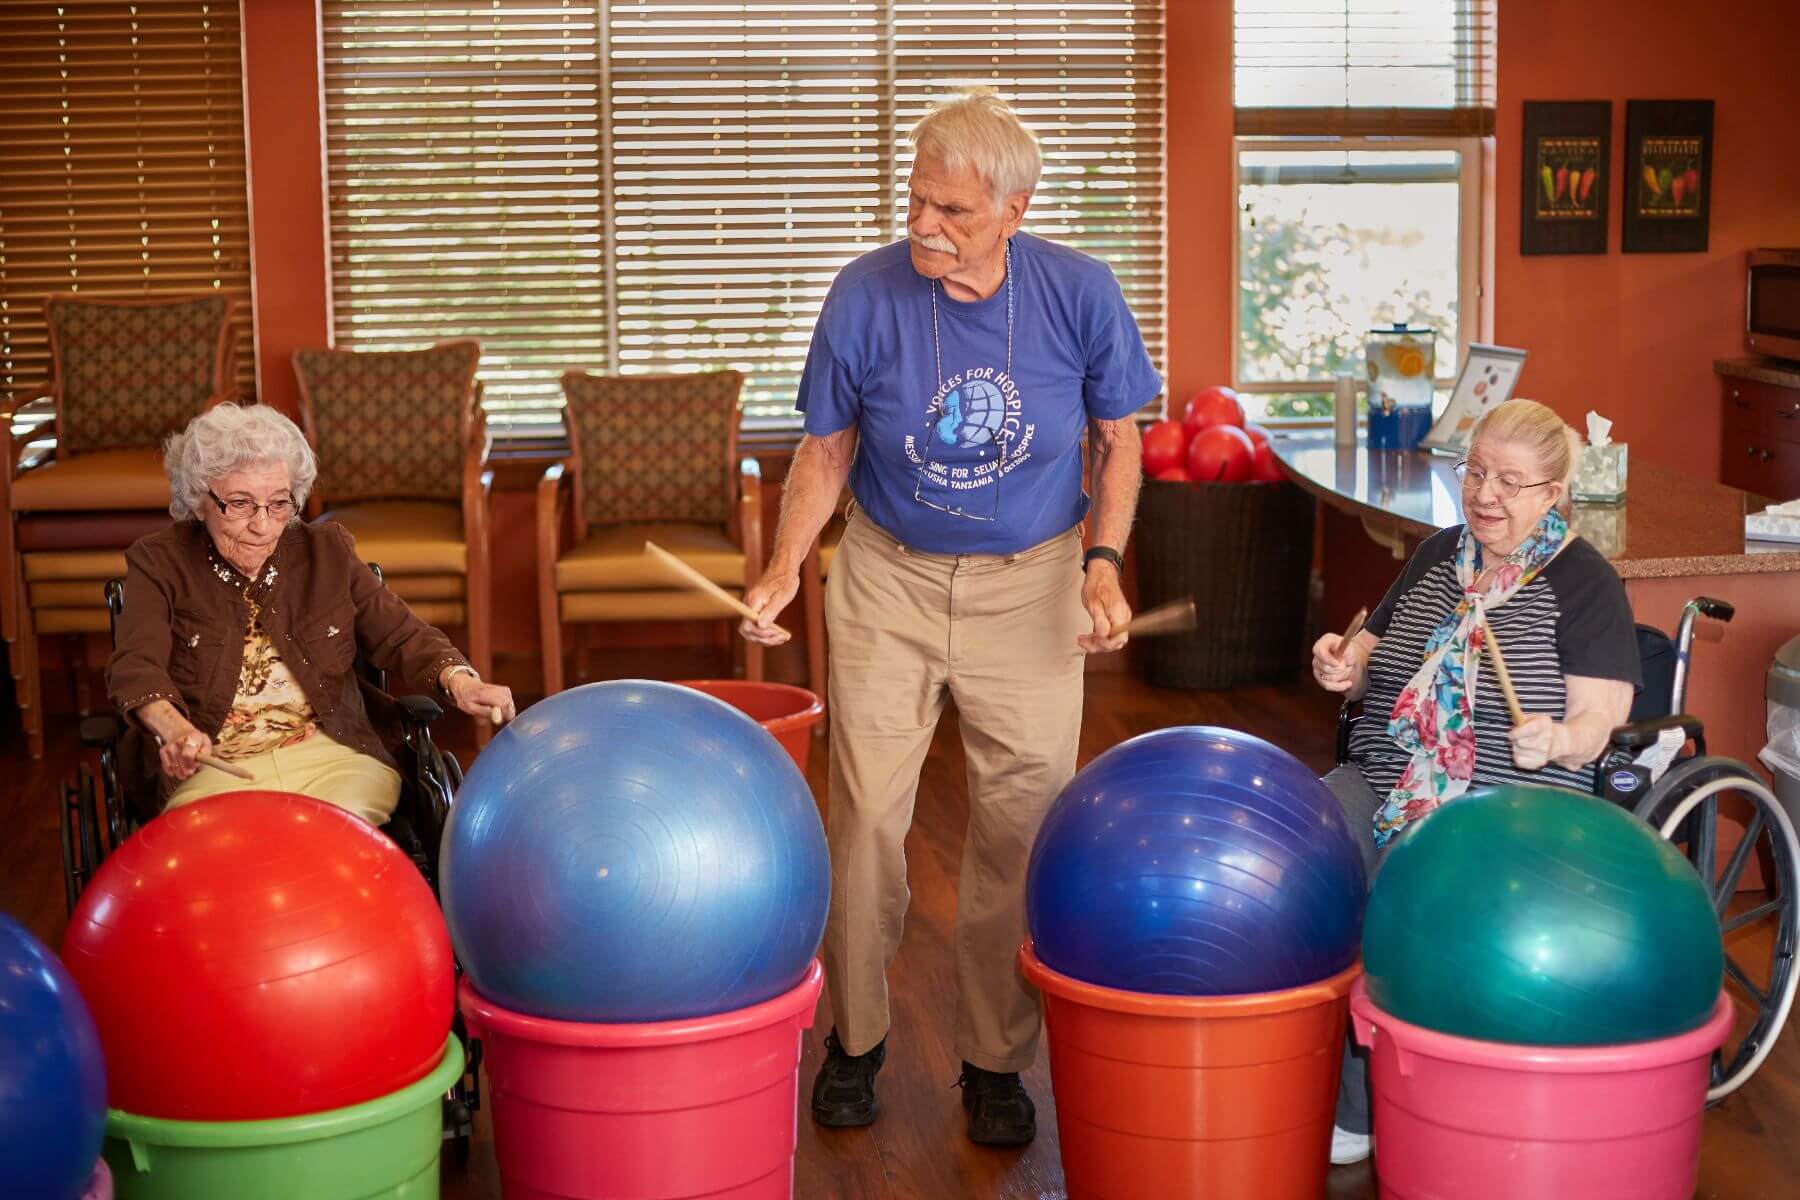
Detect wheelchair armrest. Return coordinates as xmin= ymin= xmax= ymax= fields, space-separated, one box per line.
xmin=395 ymin=694 xmax=445 ymax=725
xmin=1335 ymin=701 xmax=1361 ymax=766
xmin=80 ymin=714 xmax=123 ymax=748
xmin=1609 ymin=713 xmax=1704 ymax=751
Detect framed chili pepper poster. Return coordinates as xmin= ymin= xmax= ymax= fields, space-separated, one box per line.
xmin=1623 ymin=99 xmax=1713 ymax=253
xmin=1520 ymin=101 xmax=1610 ymax=256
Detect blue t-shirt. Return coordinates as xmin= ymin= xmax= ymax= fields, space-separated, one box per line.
xmin=796 ymin=233 xmax=1161 ymax=555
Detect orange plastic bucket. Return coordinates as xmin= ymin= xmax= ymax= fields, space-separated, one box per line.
xmin=674 ymin=680 xmax=824 ymax=773
xmin=1021 ymin=942 xmax=1358 ymax=1200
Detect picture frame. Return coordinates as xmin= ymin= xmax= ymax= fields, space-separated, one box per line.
xmin=1622 ymin=100 xmax=1713 ymax=254
xmin=1520 ymin=101 xmax=1610 ymax=256
xmin=1419 ymin=344 xmax=1530 ymax=456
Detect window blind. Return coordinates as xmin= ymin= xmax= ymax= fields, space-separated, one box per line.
xmin=0 ymin=0 xmax=255 ymax=414
xmin=322 ymin=1 xmax=1165 ymax=434
xmin=321 ymin=1 xmax=608 ymax=438
xmin=1233 ymin=0 xmax=1495 ymax=137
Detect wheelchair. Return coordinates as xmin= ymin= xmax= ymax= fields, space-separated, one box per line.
xmin=1337 ymin=596 xmax=1799 ymax=1104
xmin=56 ymin=567 xmax=480 ymax=1164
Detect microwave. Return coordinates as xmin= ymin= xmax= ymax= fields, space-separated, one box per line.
xmin=1748 ymin=249 xmax=1800 ymax=362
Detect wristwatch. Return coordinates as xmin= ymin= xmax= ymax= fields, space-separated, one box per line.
xmin=1083 ymin=546 xmax=1124 ymax=574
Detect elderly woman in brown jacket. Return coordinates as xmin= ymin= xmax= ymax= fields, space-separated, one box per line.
xmin=107 ymin=403 xmax=515 ymax=826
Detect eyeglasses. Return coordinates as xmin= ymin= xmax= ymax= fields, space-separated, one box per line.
xmin=1453 ymin=461 xmax=1554 ymax=502
xmin=208 ymin=489 xmax=296 ymax=523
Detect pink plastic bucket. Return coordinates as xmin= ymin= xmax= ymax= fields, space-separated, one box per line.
xmin=1352 ymin=980 xmax=1732 ymax=1199
xmin=460 ymin=960 xmax=823 ymax=1200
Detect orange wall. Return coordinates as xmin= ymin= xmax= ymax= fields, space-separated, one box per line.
xmin=239 ymin=0 xmax=331 ymax=421
xmin=1493 ymin=0 xmax=1800 ymax=475
xmin=1163 ymin=1 xmax=1237 ymax=411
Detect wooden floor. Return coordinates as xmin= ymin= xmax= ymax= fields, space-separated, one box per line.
xmin=4 ymin=665 xmax=1798 ymax=1199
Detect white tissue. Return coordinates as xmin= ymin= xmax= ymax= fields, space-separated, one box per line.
xmin=1585 ymin=410 xmax=1613 ymax=449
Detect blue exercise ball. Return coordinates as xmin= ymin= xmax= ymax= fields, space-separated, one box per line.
xmin=0 ymin=913 xmax=107 ymax=1200
xmin=441 ymin=680 xmax=830 ymax=1022
xmin=1026 ymin=726 xmax=1366 ymax=995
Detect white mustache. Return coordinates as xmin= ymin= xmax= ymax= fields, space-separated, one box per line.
xmin=911 ymin=233 xmax=956 ymax=255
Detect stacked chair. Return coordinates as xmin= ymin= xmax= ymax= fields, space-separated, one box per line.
xmin=0 ymin=294 xmax=237 ymax=757
xmin=292 ymin=340 xmax=494 ymax=709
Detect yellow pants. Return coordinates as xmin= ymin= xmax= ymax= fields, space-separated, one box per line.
xmin=166 ymin=731 xmax=403 ymax=827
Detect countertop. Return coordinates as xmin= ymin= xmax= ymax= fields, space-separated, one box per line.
xmin=1716 ymin=357 xmax=1800 ymax=390
xmin=1271 ymin=434 xmax=1800 ymax=579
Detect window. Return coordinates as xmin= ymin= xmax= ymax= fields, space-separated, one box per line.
xmin=1232 ymin=1 xmax=1492 ymax=422
xmin=1236 ymin=143 xmax=1478 ymax=419
xmin=321 ymin=2 xmax=1165 ymax=437
xmin=0 ymin=0 xmax=256 ymax=422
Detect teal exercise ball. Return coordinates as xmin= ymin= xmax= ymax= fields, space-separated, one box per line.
xmin=1363 ymin=785 xmax=1723 ymax=1046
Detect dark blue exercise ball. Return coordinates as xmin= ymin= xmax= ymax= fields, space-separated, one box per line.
xmin=1026 ymin=726 xmax=1366 ymax=995
xmin=441 ymin=680 xmax=830 ymax=1022
xmin=0 ymin=913 xmax=107 ymax=1200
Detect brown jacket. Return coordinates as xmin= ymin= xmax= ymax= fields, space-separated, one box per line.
xmin=107 ymin=519 xmax=468 ymax=782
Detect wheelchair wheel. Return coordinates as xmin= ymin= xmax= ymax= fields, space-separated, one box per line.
xmin=59 ymin=762 xmax=104 ymax=914
xmin=1634 ymin=759 xmax=1800 ymax=1103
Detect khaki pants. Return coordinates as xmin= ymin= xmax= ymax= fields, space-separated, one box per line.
xmin=823 ymin=509 xmax=1087 ymax=1073
xmin=166 ymin=730 xmax=402 ymax=827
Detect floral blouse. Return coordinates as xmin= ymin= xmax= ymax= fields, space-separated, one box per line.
xmin=213 ymin=597 xmax=320 ymax=760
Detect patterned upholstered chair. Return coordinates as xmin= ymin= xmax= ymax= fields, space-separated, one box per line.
xmin=537 ymin=370 xmax=764 ymax=693
xmin=0 ymin=293 xmax=237 ymax=757
xmin=292 ymin=341 xmax=492 ymax=693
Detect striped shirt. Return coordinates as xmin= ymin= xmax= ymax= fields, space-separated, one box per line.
xmin=1349 ymin=526 xmax=1641 ymax=797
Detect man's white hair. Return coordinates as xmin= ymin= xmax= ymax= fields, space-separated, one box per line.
xmin=909 ymin=86 xmax=1042 ymax=204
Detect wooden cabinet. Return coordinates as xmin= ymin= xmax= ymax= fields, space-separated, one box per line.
xmin=1721 ymin=372 xmax=1800 ymax=499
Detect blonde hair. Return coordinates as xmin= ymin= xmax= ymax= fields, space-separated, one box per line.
xmin=909 ymin=86 xmax=1042 ymax=204
xmin=1470 ymin=398 xmax=1579 ymax=489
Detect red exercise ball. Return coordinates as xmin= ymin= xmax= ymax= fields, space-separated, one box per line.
xmin=62 ymin=791 xmax=453 ymax=1120
xmin=1186 ymin=425 xmax=1255 ymax=483
xmin=1141 ymin=419 xmax=1188 ymax=477
xmin=1153 ymin=466 xmax=1194 ymax=483
xmin=1182 ymin=386 xmax=1244 ymax=434
xmin=1249 ymin=441 xmax=1285 ymax=483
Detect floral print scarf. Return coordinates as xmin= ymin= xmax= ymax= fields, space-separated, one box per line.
xmin=1372 ymin=509 xmax=1570 ymax=848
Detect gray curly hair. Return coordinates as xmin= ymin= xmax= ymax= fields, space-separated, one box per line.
xmin=164 ymin=404 xmax=317 ymax=521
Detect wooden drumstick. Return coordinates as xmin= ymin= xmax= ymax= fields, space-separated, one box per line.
xmin=645 ymin=540 xmax=790 ymax=637
xmin=490 ymin=707 xmax=505 ymax=725
xmin=198 ymin=753 xmax=255 ymax=781
xmin=1122 ymin=597 xmax=1197 ymax=638
xmin=1336 ymin=606 xmax=1369 ymax=657
xmin=1478 ymin=612 xmax=1527 ymax=728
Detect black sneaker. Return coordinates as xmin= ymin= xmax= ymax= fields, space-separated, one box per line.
xmin=957 ymin=1062 xmax=1037 ymax=1146
xmin=810 ymin=1029 xmax=885 ymax=1127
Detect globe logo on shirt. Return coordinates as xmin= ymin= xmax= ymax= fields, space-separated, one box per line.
xmin=934 ymin=379 xmax=1007 ymax=449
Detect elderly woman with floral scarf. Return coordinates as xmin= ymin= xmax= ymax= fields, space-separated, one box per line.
xmin=1309 ymin=397 xmax=1641 ymax=1164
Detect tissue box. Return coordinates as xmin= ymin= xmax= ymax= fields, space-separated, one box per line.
xmin=1572 ymin=442 xmax=1628 ymax=503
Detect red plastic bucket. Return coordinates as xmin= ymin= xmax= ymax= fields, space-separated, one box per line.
xmin=676 ymin=680 xmax=823 ymax=773
xmin=1021 ymin=942 xmax=1358 ymax=1200
xmin=460 ymin=961 xmax=822 ymax=1200
xmin=1352 ymin=980 xmax=1733 ymax=1199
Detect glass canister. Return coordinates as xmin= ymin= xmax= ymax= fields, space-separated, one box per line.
xmin=1365 ymin=324 xmax=1436 ymax=450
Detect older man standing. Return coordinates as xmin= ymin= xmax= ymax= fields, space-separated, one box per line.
xmin=741 ymin=88 xmax=1159 ymax=1146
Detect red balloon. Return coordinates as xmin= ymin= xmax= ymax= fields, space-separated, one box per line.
xmin=1182 ymin=386 xmax=1244 ymax=434
xmin=1249 ymin=441 xmax=1285 ymax=483
xmin=1153 ymin=466 xmax=1193 ymax=483
xmin=1141 ymin=419 xmax=1188 ymax=477
xmin=1186 ymin=425 xmax=1255 ymax=483
xmin=1242 ymin=422 xmax=1271 ymax=451
xmin=63 ymin=792 xmax=453 ymax=1120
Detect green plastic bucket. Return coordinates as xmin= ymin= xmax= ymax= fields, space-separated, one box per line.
xmin=103 ymin=1034 xmax=462 ymax=1200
